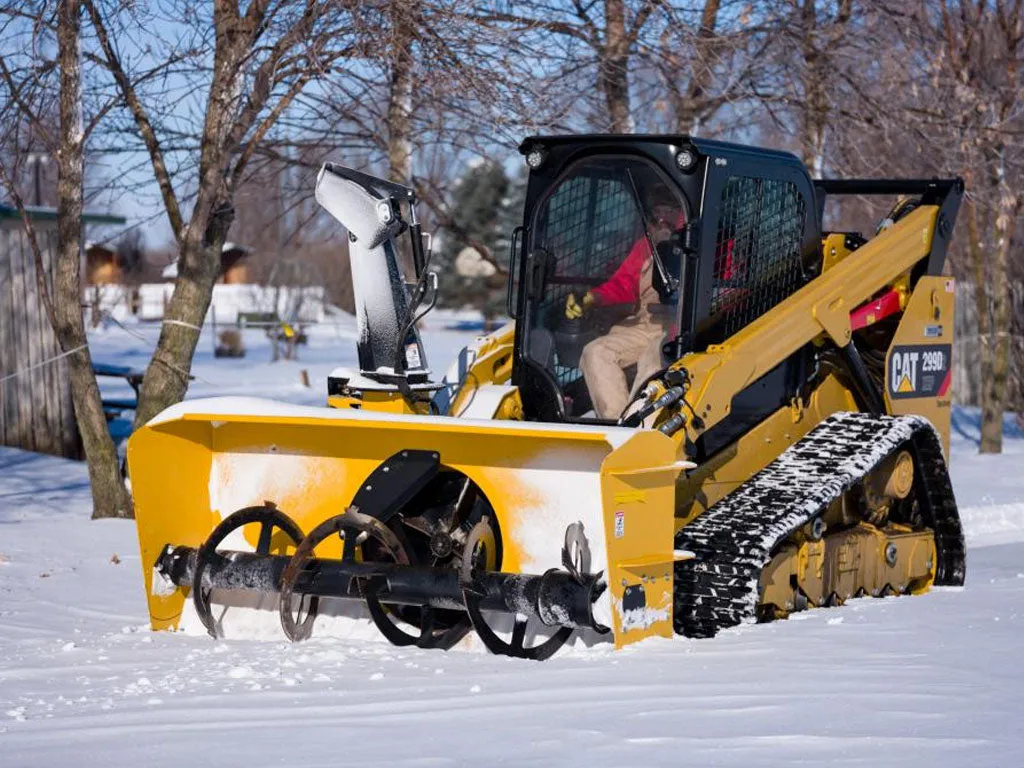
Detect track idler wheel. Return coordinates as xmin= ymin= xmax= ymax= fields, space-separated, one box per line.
xmin=278 ymin=508 xmax=407 ymax=641
xmin=459 ymin=519 xmax=575 ymax=661
xmin=193 ymin=503 xmax=313 ymax=639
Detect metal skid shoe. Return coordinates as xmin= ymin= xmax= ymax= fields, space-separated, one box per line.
xmin=191 ymin=504 xmax=318 ymax=639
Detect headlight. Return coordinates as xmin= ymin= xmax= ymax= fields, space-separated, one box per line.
xmin=376 ymin=199 xmax=394 ymax=225
xmin=675 ymin=146 xmax=698 ymax=173
xmin=526 ymin=146 xmax=547 ymax=170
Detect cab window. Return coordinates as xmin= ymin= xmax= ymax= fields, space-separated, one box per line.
xmin=522 ymin=156 xmax=688 ymax=418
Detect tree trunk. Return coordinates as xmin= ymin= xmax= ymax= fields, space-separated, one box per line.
xmin=131 ymin=3 xmax=245 ymax=428
xmin=979 ymin=343 xmax=1003 ymax=452
xmin=799 ymin=0 xmax=827 ymax=177
xmin=387 ymin=0 xmax=416 ymax=275
xmin=962 ymin=190 xmax=999 ymax=451
xmin=978 ymin=153 xmax=1020 ymax=453
xmin=133 ymin=208 xmax=231 ymax=427
xmin=387 ymin=21 xmax=413 ymax=185
xmin=674 ymin=0 xmax=721 ymax=134
xmin=600 ymin=0 xmax=634 ymax=133
xmin=55 ymin=0 xmax=132 ymax=519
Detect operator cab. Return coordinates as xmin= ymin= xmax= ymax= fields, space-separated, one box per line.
xmin=510 ymin=135 xmax=820 ymax=426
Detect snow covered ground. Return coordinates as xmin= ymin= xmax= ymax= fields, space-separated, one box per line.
xmin=2 ymin=322 xmax=1023 ymax=767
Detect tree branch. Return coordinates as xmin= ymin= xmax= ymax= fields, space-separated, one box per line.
xmin=83 ymin=0 xmax=185 ymax=241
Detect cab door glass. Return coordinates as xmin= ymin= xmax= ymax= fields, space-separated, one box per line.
xmin=524 ymin=157 xmax=688 ymax=416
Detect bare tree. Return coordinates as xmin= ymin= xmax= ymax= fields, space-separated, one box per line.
xmin=855 ymin=0 xmax=1022 ymax=452
xmin=387 ymin=0 xmax=416 ymax=185
xmin=0 ymin=0 xmax=131 ymax=518
xmin=745 ymin=0 xmax=859 ymax=175
xmin=82 ymin=0 xmax=358 ymax=427
xmin=807 ymin=0 xmax=1023 ymax=451
xmin=273 ymin=0 xmax=554 ymax=285
xmin=470 ymin=1 xmax=664 ymax=133
xmin=793 ymin=0 xmax=853 ymax=175
xmin=645 ymin=1 xmax=774 ymax=135
xmin=917 ymin=0 xmax=1023 ymax=453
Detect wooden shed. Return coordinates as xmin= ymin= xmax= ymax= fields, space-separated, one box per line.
xmin=159 ymin=242 xmax=252 ymax=284
xmin=220 ymin=242 xmax=251 ymax=284
xmin=85 ymin=242 xmax=122 ymax=285
xmin=0 ymin=204 xmax=125 ymax=458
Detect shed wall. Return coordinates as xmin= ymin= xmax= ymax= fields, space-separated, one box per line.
xmin=0 ymin=222 xmax=80 ymax=458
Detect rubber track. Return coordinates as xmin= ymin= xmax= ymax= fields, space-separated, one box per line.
xmin=673 ymin=411 xmax=966 ymax=638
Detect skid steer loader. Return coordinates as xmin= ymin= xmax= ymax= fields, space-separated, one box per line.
xmin=129 ymin=136 xmax=965 ymax=659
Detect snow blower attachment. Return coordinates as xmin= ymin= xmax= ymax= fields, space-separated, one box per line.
xmin=129 ymin=136 xmax=966 ymax=660
xmin=156 ymin=503 xmax=604 ymax=659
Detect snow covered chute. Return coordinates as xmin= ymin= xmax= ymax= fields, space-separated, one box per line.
xmin=128 ymin=398 xmax=688 ymax=656
xmin=315 ymin=164 xmax=429 ymax=378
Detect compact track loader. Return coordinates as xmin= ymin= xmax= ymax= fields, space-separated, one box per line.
xmin=129 ymin=136 xmax=966 ymax=659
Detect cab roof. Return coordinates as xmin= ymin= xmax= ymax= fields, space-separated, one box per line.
xmin=517 ymin=134 xmax=805 ymax=169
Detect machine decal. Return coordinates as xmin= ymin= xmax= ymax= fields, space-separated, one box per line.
xmin=614 ymin=510 xmax=625 ymax=538
xmin=888 ymin=344 xmax=952 ymax=399
xmin=617 ymin=584 xmax=671 ymax=632
xmin=404 ymin=343 xmax=422 ymax=369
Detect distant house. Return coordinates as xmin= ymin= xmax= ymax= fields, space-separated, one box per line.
xmin=136 ymin=241 xmax=324 ymax=325
xmin=160 ymin=242 xmax=252 ymax=284
xmin=85 ymin=242 xmax=121 ymax=285
xmin=220 ymin=243 xmax=250 ymax=284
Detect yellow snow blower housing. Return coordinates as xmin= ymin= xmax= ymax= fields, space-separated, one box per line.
xmin=129 ymin=137 xmax=966 ymax=659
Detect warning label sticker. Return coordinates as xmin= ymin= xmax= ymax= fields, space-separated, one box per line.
xmin=887 ymin=344 xmax=952 ymax=400
xmin=405 ymin=343 xmax=422 ymax=370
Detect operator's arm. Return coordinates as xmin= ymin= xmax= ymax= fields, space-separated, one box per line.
xmin=590 ymin=237 xmax=649 ymax=306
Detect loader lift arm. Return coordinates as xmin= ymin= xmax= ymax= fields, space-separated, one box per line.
xmin=659 ymin=182 xmax=962 ymax=445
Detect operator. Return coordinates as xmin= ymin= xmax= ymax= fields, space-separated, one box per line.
xmin=564 ymin=187 xmax=683 ymax=420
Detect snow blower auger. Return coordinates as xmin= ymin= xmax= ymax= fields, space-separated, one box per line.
xmin=129 ymin=136 xmax=966 ymax=660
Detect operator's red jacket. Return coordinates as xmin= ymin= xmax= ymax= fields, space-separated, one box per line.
xmin=591 ymin=215 xmax=681 ymax=306
xmin=592 ymin=217 xmax=734 ymax=306
xmin=590 ymin=233 xmax=653 ymax=306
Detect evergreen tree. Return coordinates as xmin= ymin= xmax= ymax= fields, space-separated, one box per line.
xmin=436 ymin=159 xmax=509 ymax=315
xmin=487 ymin=165 xmax=527 ymax=319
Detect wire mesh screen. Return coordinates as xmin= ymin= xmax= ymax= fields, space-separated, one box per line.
xmin=710 ymin=176 xmax=807 ymax=337
xmin=530 ymin=166 xmax=645 ymax=387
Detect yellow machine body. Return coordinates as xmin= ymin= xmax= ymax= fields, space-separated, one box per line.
xmin=127 ymin=140 xmax=965 ymax=657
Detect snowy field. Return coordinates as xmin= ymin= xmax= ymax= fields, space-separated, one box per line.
xmin=2 ymin=321 xmax=1024 ymax=767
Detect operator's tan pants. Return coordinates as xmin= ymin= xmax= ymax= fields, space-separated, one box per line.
xmin=580 ymin=321 xmax=667 ymax=420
